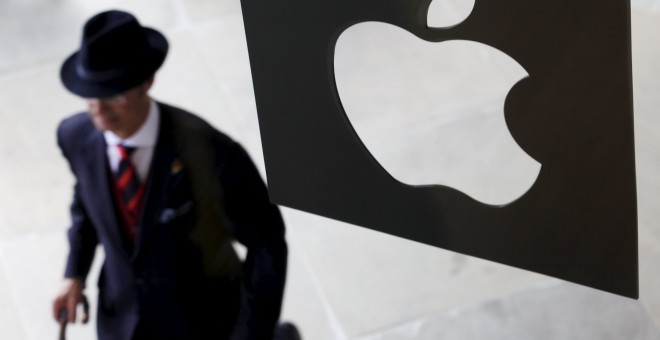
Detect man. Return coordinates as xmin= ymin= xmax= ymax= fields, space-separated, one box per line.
xmin=52 ymin=10 xmax=292 ymax=340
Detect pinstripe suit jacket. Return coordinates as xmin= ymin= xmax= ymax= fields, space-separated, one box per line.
xmin=57 ymin=102 xmax=287 ymax=340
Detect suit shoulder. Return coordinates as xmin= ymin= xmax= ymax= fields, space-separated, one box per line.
xmin=158 ymin=102 xmax=235 ymax=147
xmin=58 ymin=112 xmax=94 ymax=133
xmin=57 ymin=112 xmax=95 ymax=150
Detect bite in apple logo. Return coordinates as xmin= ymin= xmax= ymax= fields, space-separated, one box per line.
xmin=334 ymin=10 xmax=540 ymax=205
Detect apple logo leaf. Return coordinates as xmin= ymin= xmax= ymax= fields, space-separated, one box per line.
xmin=426 ymin=0 xmax=474 ymax=28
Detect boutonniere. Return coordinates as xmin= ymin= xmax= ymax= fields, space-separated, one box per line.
xmin=171 ymin=159 xmax=184 ymax=175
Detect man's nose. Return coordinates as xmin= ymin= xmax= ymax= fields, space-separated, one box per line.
xmin=87 ymin=98 xmax=111 ymax=114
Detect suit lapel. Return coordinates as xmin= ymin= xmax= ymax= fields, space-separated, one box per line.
xmin=81 ymin=131 xmax=132 ymax=260
xmin=132 ymin=106 xmax=179 ymax=261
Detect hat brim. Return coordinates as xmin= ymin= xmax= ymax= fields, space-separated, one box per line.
xmin=60 ymin=27 xmax=168 ymax=98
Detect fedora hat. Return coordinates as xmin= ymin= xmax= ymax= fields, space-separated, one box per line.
xmin=60 ymin=10 xmax=168 ymax=98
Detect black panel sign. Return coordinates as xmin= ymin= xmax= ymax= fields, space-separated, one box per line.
xmin=241 ymin=0 xmax=638 ymax=298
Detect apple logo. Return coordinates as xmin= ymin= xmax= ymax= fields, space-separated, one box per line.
xmin=240 ymin=0 xmax=639 ymax=297
xmin=334 ymin=0 xmax=540 ymax=205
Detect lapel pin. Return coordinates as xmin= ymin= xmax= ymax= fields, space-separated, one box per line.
xmin=171 ymin=159 xmax=184 ymax=175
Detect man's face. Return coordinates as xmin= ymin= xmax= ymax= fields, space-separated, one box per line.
xmin=86 ymin=79 xmax=152 ymax=138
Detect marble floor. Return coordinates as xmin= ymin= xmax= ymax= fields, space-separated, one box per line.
xmin=1 ymin=0 xmax=659 ymax=339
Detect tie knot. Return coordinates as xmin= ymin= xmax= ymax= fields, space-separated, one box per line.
xmin=117 ymin=144 xmax=136 ymax=158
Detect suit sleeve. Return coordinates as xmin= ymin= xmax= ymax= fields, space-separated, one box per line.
xmin=57 ymin=122 xmax=99 ymax=282
xmin=220 ymin=142 xmax=287 ymax=340
xmin=64 ymin=182 xmax=99 ymax=281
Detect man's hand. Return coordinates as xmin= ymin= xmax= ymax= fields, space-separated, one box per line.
xmin=52 ymin=278 xmax=84 ymax=323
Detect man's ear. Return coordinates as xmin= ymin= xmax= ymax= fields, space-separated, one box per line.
xmin=142 ymin=75 xmax=155 ymax=94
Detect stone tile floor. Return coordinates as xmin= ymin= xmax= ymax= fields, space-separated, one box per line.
xmin=356 ymin=281 xmax=660 ymax=340
xmin=1 ymin=0 xmax=659 ymax=339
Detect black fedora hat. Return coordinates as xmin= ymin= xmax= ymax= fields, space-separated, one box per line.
xmin=60 ymin=10 xmax=168 ymax=98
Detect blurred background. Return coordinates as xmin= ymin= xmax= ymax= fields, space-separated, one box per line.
xmin=1 ymin=0 xmax=659 ymax=339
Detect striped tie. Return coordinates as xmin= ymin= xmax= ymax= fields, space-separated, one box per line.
xmin=114 ymin=144 xmax=144 ymax=242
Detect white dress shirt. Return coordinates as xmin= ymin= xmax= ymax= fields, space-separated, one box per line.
xmin=104 ymin=100 xmax=160 ymax=183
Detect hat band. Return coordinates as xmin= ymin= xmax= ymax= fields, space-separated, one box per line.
xmin=76 ymin=63 xmax=127 ymax=82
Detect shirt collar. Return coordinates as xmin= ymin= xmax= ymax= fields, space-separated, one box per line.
xmin=104 ymin=100 xmax=160 ymax=147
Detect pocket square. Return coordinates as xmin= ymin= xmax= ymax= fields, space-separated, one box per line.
xmin=159 ymin=208 xmax=177 ymax=224
xmin=158 ymin=201 xmax=194 ymax=223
